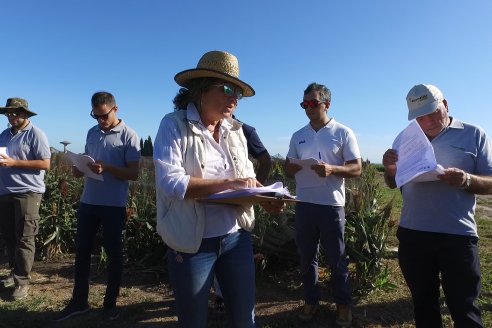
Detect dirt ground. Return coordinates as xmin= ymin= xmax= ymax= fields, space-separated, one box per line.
xmin=2 ymin=257 xmax=409 ymax=328
xmin=0 ymin=195 xmax=490 ymax=328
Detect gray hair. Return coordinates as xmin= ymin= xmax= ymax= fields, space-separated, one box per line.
xmin=304 ymin=82 xmax=331 ymax=103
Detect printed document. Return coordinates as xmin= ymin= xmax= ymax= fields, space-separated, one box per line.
xmin=288 ymin=157 xmax=325 ymax=188
xmin=0 ymin=147 xmax=7 ymax=157
xmin=392 ymin=121 xmax=444 ymax=188
xmin=66 ymin=151 xmax=104 ymax=181
xmin=201 ymin=182 xmax=296 ymax=205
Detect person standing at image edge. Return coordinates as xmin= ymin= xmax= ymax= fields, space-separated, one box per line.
xmin=0 ymin=98 xmax=51 ymax=301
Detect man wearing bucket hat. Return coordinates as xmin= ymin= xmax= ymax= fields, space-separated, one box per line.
xmin=153 ymin=50 xmax=282 ymax=327
xmin=0 ymin=98 xmax=51 ymax=301
xmin=284 ymin=82 xmax=362 ymax=327
xmin=382 ymin=84 xmax=492 ymax=327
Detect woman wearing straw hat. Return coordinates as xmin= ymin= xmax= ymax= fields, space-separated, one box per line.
xmin=153 ymin=51 xmax=282 ymax=327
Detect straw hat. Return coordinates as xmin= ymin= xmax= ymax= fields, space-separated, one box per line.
xmin=0 ymin=98 xmax=37 ymax=117
xmin=174 ymin=51 xmax=255 ymax=97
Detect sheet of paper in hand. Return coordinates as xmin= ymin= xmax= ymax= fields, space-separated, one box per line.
xmin=66 ymin=151 xmax=104 ymax=181
xmin=288 ymin=157 xmax=326 ymax=188
xmin=0 ymin=147 xmax=8 ymax=157
xmin=392 ymin=121 xmax=444 ymax=187
xmin=199 ymin=182 xmax=296 ymax=205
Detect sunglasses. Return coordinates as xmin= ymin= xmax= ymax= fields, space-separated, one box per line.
xmin=90 ymin=107 xmax=115 ymax=120
xmin=214 ymin=84 xmax=243 ymax=100
xmin=300 ymin=99 xmax=325 ymax=109
xmin=4 ymin=112 xmax=22 ymax=118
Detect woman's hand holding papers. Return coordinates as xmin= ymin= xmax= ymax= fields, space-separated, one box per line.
xmin=228 ymin=177 xmax=258 ymax=190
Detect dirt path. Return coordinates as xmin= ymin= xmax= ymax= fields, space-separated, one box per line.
xmin=477 ymin=194 xmax=492 ymax=219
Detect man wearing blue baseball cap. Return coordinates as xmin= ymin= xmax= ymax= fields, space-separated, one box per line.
xmin=383 ymin=84 xmax=492 ymax=327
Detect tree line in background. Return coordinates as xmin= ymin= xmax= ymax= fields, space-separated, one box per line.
xmin=140 ymin=136 xmax=154 ymax=156
xmin=34 ymin=153 xmax=395 ymax=296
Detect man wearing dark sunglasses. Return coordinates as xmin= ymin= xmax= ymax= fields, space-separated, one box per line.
xmin=55 ymin=91 xmax=140 ymax=322
xmin=285 ymin=82 xmax=362 ymax=327
xmin=0 ymin=98 xmax=51 ymax=301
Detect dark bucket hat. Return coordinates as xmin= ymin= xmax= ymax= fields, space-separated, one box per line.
xmin=0 ymin=98 xmax=37 ymax=117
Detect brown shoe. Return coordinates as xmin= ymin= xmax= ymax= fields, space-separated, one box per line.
xmin=336 ymin=304 xmax=352 ymax=327
xmin=298 ymin=303 xmax=319 ymax=321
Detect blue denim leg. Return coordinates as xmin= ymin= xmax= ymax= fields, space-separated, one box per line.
xmin=295 ymin=202 xmax=321 ymax=305
xmin=168 ymin=229 xmax=256 ymax=328
xmin=215 ymin=230 xmax=256 ymax=328
xmin=318 ymin=205 xmax=351 ymax=305
xmin=72 ymin=203 xmax=125 ymax=306
xmin=295 ymin=202 xmax=351 ymax=305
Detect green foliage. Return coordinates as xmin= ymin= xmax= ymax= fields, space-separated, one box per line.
xmin=37 ymin=154 xmax=395 ymax=297
xmin=372 ymin=163 xmax=385 ymax=172
xmin=124 ymin=157 xmax=166 ymax=265
xmin=37 ymin=153 xmax=82 ymax=259
xmin=252 ymin=158 xmax=298 ymax=269
xmin=345 ymin=161 xmax=396 ymax=294
xmin=253 ymin=158 xmax=396 ymax=296
xmin=36 ymin=155 xmax=165 ymax=266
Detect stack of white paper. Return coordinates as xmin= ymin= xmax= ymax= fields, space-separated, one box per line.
xmin=392 ymin=121 xmax=444 ymax=187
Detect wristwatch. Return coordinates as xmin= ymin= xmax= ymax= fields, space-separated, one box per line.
xmin=461 ymin=173 xmax=472 ymax=190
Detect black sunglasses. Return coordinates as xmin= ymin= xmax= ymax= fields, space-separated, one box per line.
xmin=90 ymin=107 xmax=115 ymax=120
xmin=5 ymin=113 xmax=20 ymax=118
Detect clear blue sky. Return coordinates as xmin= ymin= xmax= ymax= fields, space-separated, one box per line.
xmin=1 ymin=1 xmax=491 ymax=163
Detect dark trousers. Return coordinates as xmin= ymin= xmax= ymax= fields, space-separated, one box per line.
xmin=397 ymin=227 xmax=483 ymax=328
xmin=72 ymin=203 xmax=125 ymax=308
xmin=0 ymin=192 xmax=42 ymax=286
xmin=295 ymin=202 xmax=351 ymax=305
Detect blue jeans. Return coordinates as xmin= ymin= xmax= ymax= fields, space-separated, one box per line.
xmin=72 ymin=202 xmax=126 ymax=308
xmin=397 ymin=227 xmax=483 ymax=328
xmin=295 ymin=202 xmax=351 ymax=305
xmin=168 ymin=229 xmax=256 ymax=328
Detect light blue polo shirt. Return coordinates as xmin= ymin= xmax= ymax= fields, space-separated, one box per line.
xmin=80 ymin=120 xmax=140 ymax=207
xmin=0 ymin=122 xmax=51 ymax=195
xmin=286 ymin=118 xmax=361 ymax=206
xmin=399 ymin=118 xmax=492 ymax=237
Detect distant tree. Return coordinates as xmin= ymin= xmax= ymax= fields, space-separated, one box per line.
xmin=141 ymin=136 xmax=154 ymax=156
xmin=146 ymin=136 xmax=153 ymax=156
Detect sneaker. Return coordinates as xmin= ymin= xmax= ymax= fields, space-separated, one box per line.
xmin=53 ymin=300 xmax=90 ymax=322
xmin=336 ymin=304 xmax=352 ymax=327
xmin=298 ymin=303 xmax=319 ymax=321
xmin=1 ymin=273 xmax=15 ymax=288
xmin=102 ymin=306 xmax=120 ymax=320
xmin=11 ymin=285 xmax=29 ymax=301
